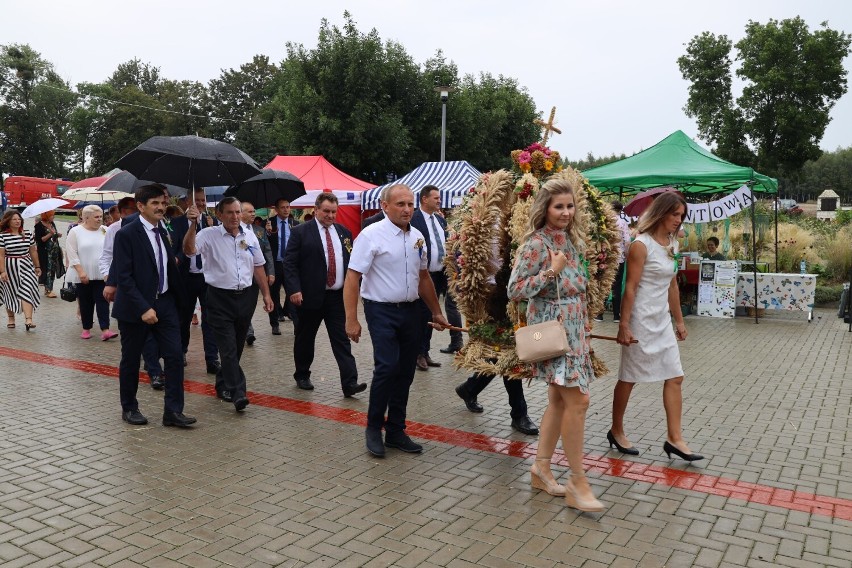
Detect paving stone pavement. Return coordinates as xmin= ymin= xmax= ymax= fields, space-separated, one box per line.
xmin=1 ymin=281 xmax=851 ymax=567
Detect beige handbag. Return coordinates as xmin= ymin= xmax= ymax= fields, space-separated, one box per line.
xmin=515 ymin=277 xmax=569 ymax=363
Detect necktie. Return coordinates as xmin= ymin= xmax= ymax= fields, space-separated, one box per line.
xmin=325 ymin=227 xmax=336 ymax=288
xmin=153 ymin=227 xmax=165 ymax=294
xmin=194 ymin=220 xmax=202 ymax=270
xmin=278 ymin=219 xmax=285 ymax=261
xmin=429 ymin=215 xmax=445 ymax=265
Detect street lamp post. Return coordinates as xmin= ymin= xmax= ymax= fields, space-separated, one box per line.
xmin=435 ymin=86 xmax=455 ymax=163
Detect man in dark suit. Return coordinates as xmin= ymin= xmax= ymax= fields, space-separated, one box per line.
xmin=410 ymin=185 xmax=463 ymax=371
xmin=283 ymin=192 xmax=367 ymax=396
xmin=267 ymin=198 xmax=299 ymax=334
xmin=361 ymin=210 xmax=384 ymax=229
xmin=169 ymin=187 xmax=220 ymax=374
xmin=110 ymin=184 xmax=195 ymax=428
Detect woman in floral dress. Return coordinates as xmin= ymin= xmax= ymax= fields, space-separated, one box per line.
xmin=508 ymin=178 xmax=603 ymax=512
xmin=34 ymin=210 xmax=64 ymax=298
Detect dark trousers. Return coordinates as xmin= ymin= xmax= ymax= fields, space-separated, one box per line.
xmin=117 ymin=292 xmax=184 ymax=414
xmin=76 ymin=280 xmax=110 ymax=330
xmin=142 ymin=333 xmax=162 ymax=379
xmin=364 ymin=300 xmax=420 ymax=433
xmin=460 ymin=373 xmax=529 ymax=419
xmin=293 ymin=289 xmax=358 ymax=390
xmin=269 ymin=260 xmax=298 ymax=327
xmin=180 ymin=273 xmax=218 ymax=362
xmin=206 ymin=285 xmax=258 ymax=399
xmin=612 ymin=261 xmax=625 ymax=319
xmin=419 ymin=270 xmax=463 ymax=355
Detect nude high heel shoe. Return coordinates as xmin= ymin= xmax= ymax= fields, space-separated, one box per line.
xmin=530 ymin=458 xmax=566 ymax=496
xmin=564 ymin=474 xmax=604 ymax=512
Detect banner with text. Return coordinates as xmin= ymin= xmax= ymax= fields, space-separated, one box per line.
xmin=685 ymin=185 xmax=754 ymax=223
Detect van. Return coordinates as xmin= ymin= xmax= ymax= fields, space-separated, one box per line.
xmin=2 ymin=176 xmax=74 ymax=209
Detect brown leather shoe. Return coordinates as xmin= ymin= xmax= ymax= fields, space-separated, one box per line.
xmin=424 ymin=355 xmax=441 ymax=368
xmin=416 ymin=355 xmax=429 ymax=371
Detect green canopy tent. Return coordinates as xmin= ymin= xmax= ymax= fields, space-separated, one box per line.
xmin=582 ymin=130 xmax=779 ymax=323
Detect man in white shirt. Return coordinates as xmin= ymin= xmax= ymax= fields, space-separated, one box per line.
xmin=344 ymin=184 xmax=449 ymax=457
xmin=183 ymin=197 xmax=274 ymax=412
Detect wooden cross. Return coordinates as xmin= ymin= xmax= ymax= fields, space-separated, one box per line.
xmin=533 ymin=107 xmax=562 ymax=146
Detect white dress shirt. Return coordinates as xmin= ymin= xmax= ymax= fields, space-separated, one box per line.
xmin=422 ymin=211 xmax=445 ymax=272
xmin=349 ymin=217 xmax=428 ymax=303
xmin=138 ymin=216 xmax=170 ymax=294
xmin=315 ymin=219 xmax=344 ymax=290
xmin=195 ymin=224 xmax=264 ymax=290
xmin=66 ymin=225 xmax=107 ymax=284
xmin=98 ymin=220 xmax=123 ymax=278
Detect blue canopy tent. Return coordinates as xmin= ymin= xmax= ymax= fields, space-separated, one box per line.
xmin=362 ymin=161 xmax=481 ymax=210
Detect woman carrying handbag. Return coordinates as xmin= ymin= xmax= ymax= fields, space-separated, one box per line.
xmin=508 ymin=177 xmax=603 ymax=513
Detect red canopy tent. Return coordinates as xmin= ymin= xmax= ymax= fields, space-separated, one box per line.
xmin=264 ymin=155 xmax=375 ymax=237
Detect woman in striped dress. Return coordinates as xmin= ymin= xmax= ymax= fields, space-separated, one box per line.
xmin=0 ymin=210 xmax=42 ymax=330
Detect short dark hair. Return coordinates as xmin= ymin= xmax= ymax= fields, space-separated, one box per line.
xmin=117 ymin=196 xmax=137 ymax=212
xmin=420 ymin=185 xmax=439 ymax=204
xmin=611 ymin=200 xmax=623 ymax=212
xmin=134 ymin=184 xmax=168 ymax=204
xmin=315 ymin=192 xmax=338 ymax=208
xmin=707 ymin=236 xmax=720 ymax=246
xmin=274 ymin=198 xmax=291 ymax=209
xmin=215 ymin=196 xmax=240 ymax=214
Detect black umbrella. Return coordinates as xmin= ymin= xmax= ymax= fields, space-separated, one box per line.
xmin=115 ymin=135 xmax=262 ymax=189
xmin=223 ymin=169 xmax=306 ymax=207
xmin=98 ymin=170 xmax=190 ymax=198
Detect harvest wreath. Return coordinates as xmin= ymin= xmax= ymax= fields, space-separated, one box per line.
xmin=445 ymin=144 xmax=621 ymax=379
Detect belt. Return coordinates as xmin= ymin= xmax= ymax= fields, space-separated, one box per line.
xmin=187 ymin=272 xmax=205 ymax=278
xmin=363 ymin=298 xmax=418 ymax=308
xmin=154 ymin=290 xmax=172 ymax=299
xmin=211 ymin=286 xmax=247 ymax=295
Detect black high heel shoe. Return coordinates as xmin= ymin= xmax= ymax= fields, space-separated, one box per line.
xmin=663 ymin=441 xmax=704 ymax=462
xmin=607 ymin=430 xmax=639 ymax=456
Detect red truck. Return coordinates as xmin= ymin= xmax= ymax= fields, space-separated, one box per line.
xmin=2 ymin=176 xmax=74 ymax=209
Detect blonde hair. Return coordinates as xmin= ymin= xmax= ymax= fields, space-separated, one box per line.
xmin=637 ymin=191 xmax=687 ymax=235
xmin=524 ymin=177 xmax=583 ymax=248
xmin=81 ymin=204 xmax=103 ymax=221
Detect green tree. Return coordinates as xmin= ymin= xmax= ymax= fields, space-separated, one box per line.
xmin=0 ymin=44 xmax=76 ymax=178
xmin=566 ymin=152 xmax=628 ymax=171
xmin=678 ymin=17 xmax=851 ymax=177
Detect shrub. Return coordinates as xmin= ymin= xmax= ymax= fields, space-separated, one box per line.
xmin=814 ymin=285 xmax=844 ymax=306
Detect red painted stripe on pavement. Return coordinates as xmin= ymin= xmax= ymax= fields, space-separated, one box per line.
xmin=2 ymin=345 xmax=849 ymax=521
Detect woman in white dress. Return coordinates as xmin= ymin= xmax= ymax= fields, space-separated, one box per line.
xmin=611 ymin=192 xmax=704 ymax=462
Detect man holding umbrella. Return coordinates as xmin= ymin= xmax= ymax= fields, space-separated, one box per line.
xmin=183 ymin=196 xmax=274 ymax=411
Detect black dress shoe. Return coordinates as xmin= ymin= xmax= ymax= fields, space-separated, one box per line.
xmin=511 ymin=416 xmax=539 ymax=435
xmin=233 ymin=397 xmax=249 ymax=412
xmin=385 ymin=432 xmax=423 ymax=453
xmin=278 ymin=314 xmax=287 ymax=322
xmin=296 ymin=378 xmax=314 ymax=390
xmin=424 ymin=355 xmax=441 ymax=368
xmin=416 ymin=355 xmax=429 ymax=371
xmin=663 ymin=441 xmax=704 ymax=462
xmin=182 ymin=354 xmax=188 ymax=367
xmin=122 ymin=409 xmax=148 ymax=425
xmin=365 ymin=429 xmax=385 ymax=457
xmin=455 ymin=384 xmax=483 ymax=413
xmin=440 ymin=344 xmax=462 ymax=354
xmin=206 ymin=361 xmax=221 ymax=375
xmin=271 ymin=326 xmax=281 ymax=336
xmin=607 ymin=430 xmax=639 ymax=455
xmin=217 ymin=390 xmax=233 ymax=402
xmin=246 ymin=334 xmax=256 ymax=346
xmin=343 ymin=382 xmax=367 ymax=397
xmin=150 ymin=375 xmax=165 ymax=391
xmin=163 ymin=411 xmax=197 ymax=428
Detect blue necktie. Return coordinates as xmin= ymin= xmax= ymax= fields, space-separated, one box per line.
xmin=429 ymin=215 xmax=445 ymax=265
xmin=279 ymin=219 xmax=286 ymax=261
xmin=195 ymin=219 xmax=202 ymax=270
xmin=153 ymin=227 xmax=165 ymax=294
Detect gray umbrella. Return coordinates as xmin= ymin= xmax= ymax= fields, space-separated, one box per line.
xmin=223 ymin=169 xmax=306 ymax=208
xmin=97 ymin=170 xmax=189 ymax=198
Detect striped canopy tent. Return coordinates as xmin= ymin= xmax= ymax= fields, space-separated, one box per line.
xmin=362 ymin=161 xmax=481 ymax=210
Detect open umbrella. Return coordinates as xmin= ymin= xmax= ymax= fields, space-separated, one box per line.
xmin=623 ymin=186 xmax=681 ymax=217
xmin=62 ymin=188 xmax=134 ymax=203
xmin=97 ymin=170 xmax=189 ymax=198
xmin=21 ymin=198 xmax=70 ymax=219
xmin=223 ymin=169 xmax=306 ymax=207
xmin=115 ymin=135 xmax=262 ymax=189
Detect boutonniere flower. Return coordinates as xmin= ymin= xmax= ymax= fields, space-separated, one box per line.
xmin=100 ymin=226 xmax=107 ymax=235
xmin=343 ymin=237 xmax=352 ymax=254
xmin=239 ymin=240 xmax=249 ymax=250
xmin=414 ymin=237 xmax=425 ymax=258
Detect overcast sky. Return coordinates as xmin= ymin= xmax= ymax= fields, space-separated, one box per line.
xmin=5 ymin=0 xmax=851 ymax=162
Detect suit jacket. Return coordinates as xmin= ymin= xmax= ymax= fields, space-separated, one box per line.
xmin=110 ymin=219 xmax=184 ymax=322
xmin=267 ymin=216 xmax=299 ymax=262
xmin=170 ymin=213 xmax=218 ymax=276
xmin=362 ymin=210 xmax=384 ymax=229
xmin=410 ymin=208 xmax=447 ymax=269
xmin=282 ymin=221 xmax=352 ymax=310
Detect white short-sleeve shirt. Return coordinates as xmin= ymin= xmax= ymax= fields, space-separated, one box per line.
xmin=349 ymin=217 xmax=428 ymax=303
xmin=195 ymin=224 xmax=265 ymax=290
